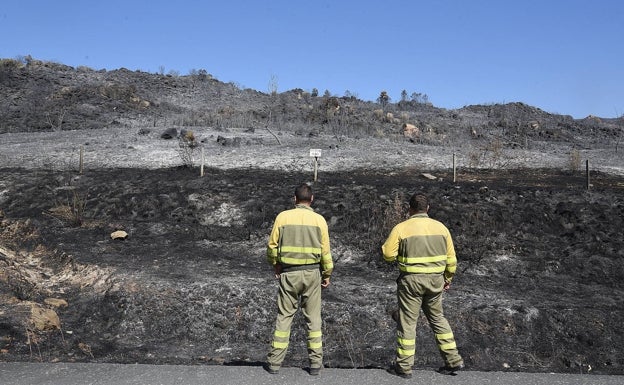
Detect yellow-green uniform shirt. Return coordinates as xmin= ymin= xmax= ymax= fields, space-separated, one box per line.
xmin=267 ymin=204 xmax=333 ymax=278
xmin=382 ymin=213 xmax=457 ymax=283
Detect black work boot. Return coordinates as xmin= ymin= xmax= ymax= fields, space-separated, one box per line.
xmin=386 ymin=364 xmax=412 ymax=379
xmin=437 ymin=362 xmax=464 ymax=375
xmin=263 ymin=363 xmax=279 ymax=374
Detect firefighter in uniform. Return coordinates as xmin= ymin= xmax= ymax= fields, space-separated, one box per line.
xmin=265 ymin=184 xmax=333 ymax=376
xmin=382 ymin=193 xmax=464 ymax=378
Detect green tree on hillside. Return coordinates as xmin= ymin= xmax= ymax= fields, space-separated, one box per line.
xmin=377 ymin=90 xmax=390 ymax=109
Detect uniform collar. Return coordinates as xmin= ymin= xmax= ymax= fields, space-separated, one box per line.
xmin=409 ymin=213 xmax=429 ymax=219
xmin=295 ymin=204 xmax=314 ymax=211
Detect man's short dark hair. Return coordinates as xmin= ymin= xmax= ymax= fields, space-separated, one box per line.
xmin=409 ymin=193 xmax=428 ymax=212
xmin=295 ymin=184 xmax=313 ymax=203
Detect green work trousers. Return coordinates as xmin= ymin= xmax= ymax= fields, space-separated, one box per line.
xmin=395 ymin=273 xmax=463 ymax=374
xmin=267 ymin=268 xmax=323 ymax=370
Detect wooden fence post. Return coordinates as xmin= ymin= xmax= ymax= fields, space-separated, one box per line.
xmin=79 ymin=146 xmax=84 ymax=174
xmin=200 ymin=147 xmax=205 ymax=177
xmin=586 ymin=159 xmax=590 ymax=190
xmin=313 ymin=157 xmax=318 ymax=182
xmin=453 ymin=152 xmax=456 ymax=183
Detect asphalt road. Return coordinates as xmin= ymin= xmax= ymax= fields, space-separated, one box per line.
xmin=0 ymin=363 xmax=622 ymax=385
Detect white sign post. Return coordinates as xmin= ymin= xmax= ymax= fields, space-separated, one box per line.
xmin=309 ymin=149 xmax=322 ymax=182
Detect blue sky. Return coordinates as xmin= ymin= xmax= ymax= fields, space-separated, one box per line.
xmin=2 ymin=0 xmax=623 ymax=118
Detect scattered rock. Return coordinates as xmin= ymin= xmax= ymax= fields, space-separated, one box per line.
xmin=403 ymin=123 xmax=419 ymax=139
xmin=28 ymin=302 xmax=61 ymax=331
xmin=110 ymin=230 xmax=128 ymax=240
xmin=216 ymin=136 xmax=241 ymax=147
xmin=44 ymin=298 xmax=69 ymax=308
xmin=160 ymin=128 xmax=178 ymax=139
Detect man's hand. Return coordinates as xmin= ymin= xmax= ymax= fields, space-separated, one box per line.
xmin=443 ymin=281 xmax=451 ymax=291
xmin=273 ymin=264 xmax=282 ymax=279
xmin=321 ymin=277 xmax=330 ymax=288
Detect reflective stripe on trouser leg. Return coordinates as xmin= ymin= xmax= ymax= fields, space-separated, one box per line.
xmin=434 ymin=330 xmax=462 ymax=366
xmin=267 ymin=271 xmax=302 ymax=367
xmin=307 ymin=329 xmax=323 ymax=364
xmin=300 ymin=269 xmax=323 ymax=368
xmin=421 ymin=277 xmax=463 ymax=367
xmin=396 ymin=335 xmax=416 ymax=357
xmin=395 ymin=276 xmax=422 ymax=374
xmin=308 ymin=330 xmax=322 ymax=349
xmin=436 ymin=332 xmax=457 ymax=351
xmin=267 ymin=324 xmax=292 ymax=367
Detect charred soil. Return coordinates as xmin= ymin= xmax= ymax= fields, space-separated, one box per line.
xmin=1 ymin=165 xmax=623 ymax=375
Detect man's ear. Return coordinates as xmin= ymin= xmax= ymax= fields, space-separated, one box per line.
xmin=310 ymin=195 xmax=314 ymax=204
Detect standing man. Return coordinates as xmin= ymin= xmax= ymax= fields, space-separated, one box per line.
xmin=265 ymin=183 xmax=333 ymax=376
xmin=382 ymin=193 xmax=464 ymax=378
